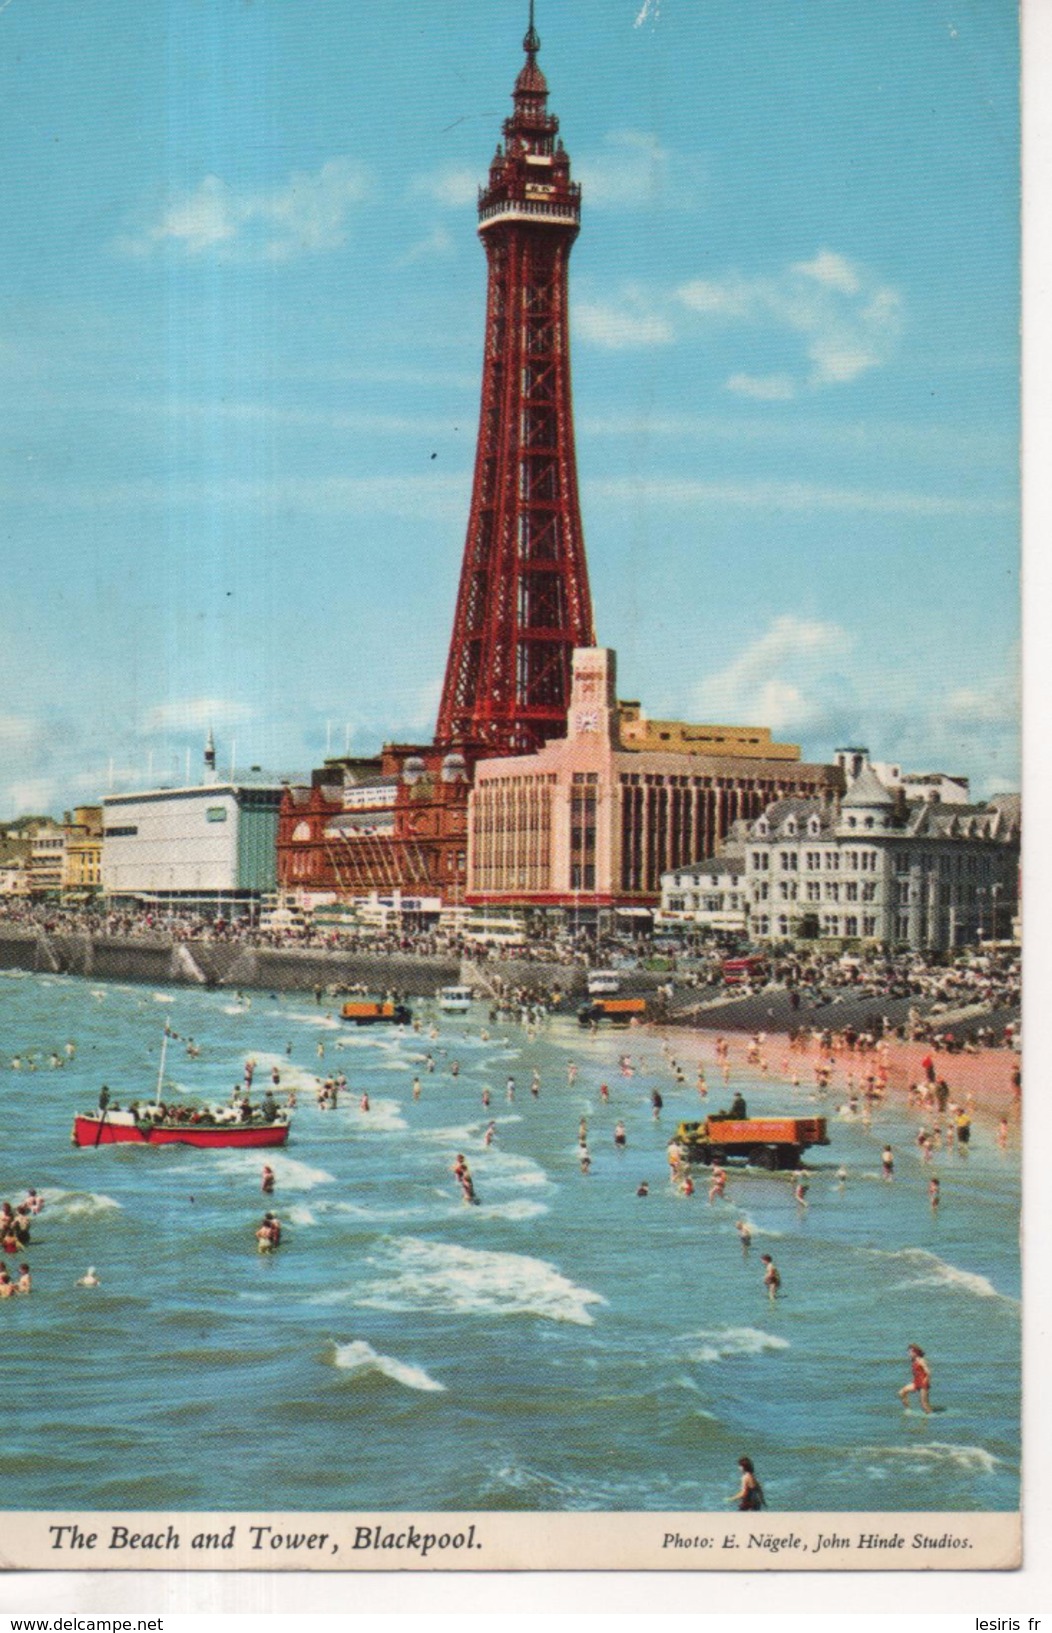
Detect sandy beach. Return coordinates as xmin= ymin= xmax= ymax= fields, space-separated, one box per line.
xmin=650 ymin=1024 xmax=1021 ymax=1122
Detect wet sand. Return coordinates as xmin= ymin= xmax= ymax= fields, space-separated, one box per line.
xmin=649 ymin=1024 xmax=1021 ymax=1121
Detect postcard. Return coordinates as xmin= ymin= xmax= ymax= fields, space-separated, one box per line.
xmin=0 ymin=0 xmax=1021 ymax=1575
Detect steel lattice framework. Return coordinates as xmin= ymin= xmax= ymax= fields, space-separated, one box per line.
xmin=436 ymin=11 xmax=595 ymax=757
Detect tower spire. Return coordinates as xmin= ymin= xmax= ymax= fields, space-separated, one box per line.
xmin=435 ymin=12 xmax=594 ymax=756
xmin=524 ymin=0 xmax=539 ymax=56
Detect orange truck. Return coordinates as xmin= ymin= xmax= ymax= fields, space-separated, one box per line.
xmin=577 ymin=996 xmax=647 ymax=1026
xmin=340 ymin=999 xmax=412 ymax=1026
xmin=675 ymin=1115 xmax=829 ymax=1170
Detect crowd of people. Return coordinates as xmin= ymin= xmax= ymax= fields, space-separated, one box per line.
xmin=0 ymin=1190 xmax=42 ymax=1297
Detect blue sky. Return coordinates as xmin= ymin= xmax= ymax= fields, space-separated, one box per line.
xmin=0 ymin=0 xmax=1019 ymax=815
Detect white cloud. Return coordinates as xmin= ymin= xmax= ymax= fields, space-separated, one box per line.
xmin=142 ymin=698 xmax=255 ymax=737
xmin=574 ymin=291 xmax=674 ymax=350
xmin=0 ymin=714 xmax=36 ymax=748
xmin=119 ymin=159 xmax=370 ymax=261
xmin=409 ymin=167 xmax=479 ymax=208
xmin=792 ymin=250 xmax=861 ymax=294
xmin=398 ymin=224 xmax=455 ymax=265
xmin=724 ymin=372 xmax=796 ymax=401
xmin=676 ymin=250 xmax=902 ymax=390
xmin=693 ymin=615 xmax=853 ymax=735
xmin=6 ymin=778 xmax=58 ymax=817
xmin=576 ymin=130 xmax=671 ymax=208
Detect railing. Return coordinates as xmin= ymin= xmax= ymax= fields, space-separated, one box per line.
xmin=478 ymin=195 xmax=580 ymax=226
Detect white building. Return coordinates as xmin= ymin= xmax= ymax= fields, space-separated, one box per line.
xmin=102 ymin=776 xmax=285 ymax=913
xmin=658 ymin=826 xmax=748 ymax=934
xmin=660 ymin=756 xmax=1019 ymax=951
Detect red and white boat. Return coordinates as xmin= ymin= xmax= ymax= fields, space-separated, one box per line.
xmin=71 ymin=1110 xmax=291 ymax=1149
xmin=71 ymin=1031 xmax=292 ymax=1149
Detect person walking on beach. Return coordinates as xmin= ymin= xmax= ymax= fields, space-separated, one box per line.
xmin=736 ymin=1218 xmax=752 ymax=1252
xmin=881 ymin=1144 xmax=894 ymax=1182
xmin=708 ymin=1164 xmax=727 ymax=1203
xmin=760 ymin=1254 xmax=781 ymax=1301
xmin=929 ymin=1176 xmax=940 ymax=1211
xmin=729 ymin=1456 xmax=766 ymax=1510
xmin=793 ymin=1172 xmax=810 ymax=1208
xmin=898 ymin=1344 xmax=933 ymax=1413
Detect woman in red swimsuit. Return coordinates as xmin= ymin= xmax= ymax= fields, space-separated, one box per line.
xmin=898 ymin=1344 xmax=933 ymax=1413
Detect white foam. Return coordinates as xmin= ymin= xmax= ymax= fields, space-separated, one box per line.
xmin=681 ymin=1326 xmax=790 ymax=1364
xmin=152 ymin=993 xmax=175 ymax=1004
xmin=860 ymin=1443 xmax=1000 ymax=1476
xmin=342 ymin=1236 xmax=605 ymax=1326
xmin=209 ymin=1152 xmax=335 ymax=1191
xmin=286 ymin=1204 xmax=317 ymax=1226
xmin=339 ymin=1098 xmax=408 ymax=1133
xmin=282 ymin=1010 xmax=342 ymax=1031
xmin=49 ymin=1189 xmax=123 ymax=1219
xmin=880 ymin=1248 xmax=1013 ymax=1304
xmin=475 ymin=1198 xmax=549 ymax=1222
xmin=244 ymin=1052 xmax=322 ymax=1094
xmin=326 ymin=1338 xmax=445 ymax=1393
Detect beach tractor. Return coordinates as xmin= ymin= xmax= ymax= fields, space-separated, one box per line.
xmin=675 ymin=1114 xmax=829 ymax=1170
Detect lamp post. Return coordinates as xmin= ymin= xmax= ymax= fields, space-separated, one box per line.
xmin=991 ymin=881 xmax=1002 ymax=944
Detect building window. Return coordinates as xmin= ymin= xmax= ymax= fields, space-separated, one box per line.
xmin=844 ymin=915 xmax=859 ymax=937
xmin=863 ymin=915 xmax=878 ymax=936
xmin=825 ymin=882 xmax=839 ymax=903
xmin=845 ymin=881 xmax=858 ymax=902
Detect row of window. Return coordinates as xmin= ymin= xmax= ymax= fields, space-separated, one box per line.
xmin=751 ymin=914 xmax=880 ymax=939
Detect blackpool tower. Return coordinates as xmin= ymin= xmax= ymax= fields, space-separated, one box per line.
xmin=436 ymin=5 xmax=596 ymax=758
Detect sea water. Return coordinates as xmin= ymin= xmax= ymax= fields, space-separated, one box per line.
xmin=0 ymin=973 xmax=1019 ymax=1512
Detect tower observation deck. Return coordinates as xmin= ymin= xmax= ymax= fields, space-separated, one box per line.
xmin=435 ymin=6 xmax=596 ymax=757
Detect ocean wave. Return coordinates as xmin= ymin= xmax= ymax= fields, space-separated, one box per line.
xmin=286 ymin=1204 xmax=317 ymax=1226
xmin=281 ymin=1010 xmax=341 ymax=1030
xmin=681 ymin=1326 xmax=790 ymax=1364
xmin=474 ymin=1198 xmax=549 ymax=1222
xmin=346 ymin=1236 xmax=605 ymax=1326
xmin=325 ymin=1339 xmax=445 ymax=1393
xmin=49 ymin=1189 xmax=123 ymax=1218
xmin=152 ymin=993 xmax=175 ymax=1004
xmin=210 ymin=1152 xmax=335 ymax=1191
xmin=879 ymin=1248 xmax=1014 ymax=1304
xmin=246 ymin=1051 xmax=323 ymax=1091
xmin=860 ymin=1442 xmax=1000 ymax=1476
xmin=340 ymin=1098 xmax=408 ymax=1133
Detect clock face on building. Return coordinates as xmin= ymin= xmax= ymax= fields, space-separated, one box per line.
xmin=575 ymin=709 xmax=599 ymax=733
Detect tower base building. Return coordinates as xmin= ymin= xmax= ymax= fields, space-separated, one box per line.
xmin=466 ymin=649 xmax=842 ymax=919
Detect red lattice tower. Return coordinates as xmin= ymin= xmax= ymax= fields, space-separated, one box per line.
xmin=436 ymin=6 xmax=596 ymax=757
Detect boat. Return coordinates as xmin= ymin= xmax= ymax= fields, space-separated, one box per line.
xmin=72 ymin=1109 xmax=291 ymax=1149
xmin=340 ymin=998 xmax=412 ymax=1026
xmin=71 ymin=1031 xmax=292 ymax=1149
xmin=438 ymin=984 xmax=473 ymax=1013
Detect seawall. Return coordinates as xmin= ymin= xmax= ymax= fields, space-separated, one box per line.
xmin=0 ymin=929 xmax=605 ymax=1000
